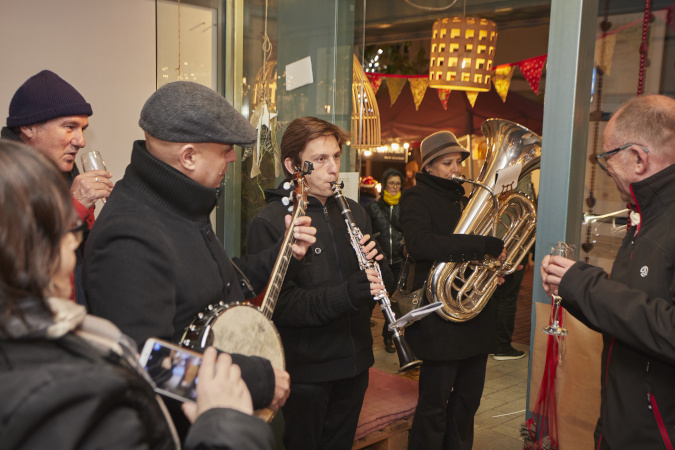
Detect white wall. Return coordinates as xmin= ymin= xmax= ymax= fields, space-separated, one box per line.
xmin=0 ymin=0 xmax=156 ymax=191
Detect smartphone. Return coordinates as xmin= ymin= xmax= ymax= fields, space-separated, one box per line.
xmin=139 ymin=338 xmax=202 ymax=403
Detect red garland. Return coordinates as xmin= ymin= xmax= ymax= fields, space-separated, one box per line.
xmin=637 ymin=0 xmax=652 ymax=95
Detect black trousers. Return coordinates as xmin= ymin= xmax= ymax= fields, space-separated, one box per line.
xmin=282 ymin=370 xmax=369 ymax=450
xmin=408 ymin=355 xmax=488 ymax=450
xmin=492 ymin=266 xmax=527 ymax=352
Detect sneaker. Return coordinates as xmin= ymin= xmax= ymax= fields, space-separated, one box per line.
xmin=493 ymin=347 xmax=526 ymax=361
xmin=384 ymin=338 xmax=396 ymax=353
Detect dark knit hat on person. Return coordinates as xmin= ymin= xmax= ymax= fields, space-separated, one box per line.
xmin=139 ymin=81 xmax=257 ymax=147
xmin=420 ymin=130 xmax=470 ymax=169
xmin=7 ymin=70 xmax=93 ymax=128
xmin=381 ymin=167 xmax=404 ymax=189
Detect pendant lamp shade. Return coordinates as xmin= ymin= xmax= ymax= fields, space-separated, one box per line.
xmin=429 ymin=17 xmax=497 ymax=92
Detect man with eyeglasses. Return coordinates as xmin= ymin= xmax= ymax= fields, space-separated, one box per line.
xmin=541 ymin=94 xmax=675 ymax=449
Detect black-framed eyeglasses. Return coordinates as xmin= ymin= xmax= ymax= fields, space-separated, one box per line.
xmin=596 ymin=143 xmax=649 ymax=171
xmin=386 ymin=181 xmax=402 ymax=187
xmin=68 ymin=221 xmax=86 ymax=244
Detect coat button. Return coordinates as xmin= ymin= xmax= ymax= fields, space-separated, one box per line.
xmin=206 ymin=230 xmax=213 ymax=241
xmin=314 ymin=247 xmax=322 ymax=254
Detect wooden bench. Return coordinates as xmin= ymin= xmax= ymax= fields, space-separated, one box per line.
xmin=352 ymin=368 xmax=418 ymax=450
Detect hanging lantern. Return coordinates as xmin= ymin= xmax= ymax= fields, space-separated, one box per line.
xmin=429 ymin=17 xmax=497 ymax=92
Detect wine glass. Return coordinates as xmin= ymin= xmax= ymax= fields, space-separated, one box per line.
xmin=81 ymin=150 xmax=107 ymax=204
xmin=543 ymin=242 xmax=573 ymax=336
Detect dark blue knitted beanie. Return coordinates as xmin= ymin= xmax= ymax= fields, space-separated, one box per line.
xmin=7 ymin=70 xmax=93 ymax=128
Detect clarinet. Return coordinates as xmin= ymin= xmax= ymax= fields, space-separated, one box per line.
xmin=331 ymin=182 xmax=421 ymax=372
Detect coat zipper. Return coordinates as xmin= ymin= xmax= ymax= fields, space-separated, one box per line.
xmin=388 ymin=205 xmax=393 ymax=265
xmin=648 ymin=392 xmax=674 ymax=450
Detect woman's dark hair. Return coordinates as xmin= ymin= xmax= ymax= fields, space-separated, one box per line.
xmin=280 ymin=117 xmax=350 ymax=179
xmin=0 ymin=139 xmax=74 ymax=329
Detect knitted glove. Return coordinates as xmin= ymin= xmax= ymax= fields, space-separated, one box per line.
xmin=484 ymin=236 xmax=505 ymax=258
xmin=346 ymin=270 xmax=373 ymax=304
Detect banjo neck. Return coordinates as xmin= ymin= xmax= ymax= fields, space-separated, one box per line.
xmin=254 ymin=161 xmax=311 ymax=317
xmin=259 ymin=199 xmax=306 ymax=318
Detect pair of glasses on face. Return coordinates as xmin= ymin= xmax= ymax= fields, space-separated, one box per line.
xmin=596 ymin=143 xmax=649 ymax=171
xmin=68 ymin=221 xmax=86 ymax=244
xmin=386 ymin=181 xmax=402 ymax=187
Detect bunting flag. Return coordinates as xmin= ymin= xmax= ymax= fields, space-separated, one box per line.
xmin=518 ymin=55 xmax=547 ymax=95
xmin=409 ymin=78 xmax=429 ymax=110
xmin=466 ymin=91 xmax=479 ymax=108
xmin=386 ymin=77 xmax=407 ymax=106
xmin=594 ymin=33 xmax=616 ymax=75
xmin=366 ymin=73 xmax=384 ymax=94
xmin=437 ymin=88 xmax=452 ymax=110
xmin=493 ymin=65 xmax=515 ymax=102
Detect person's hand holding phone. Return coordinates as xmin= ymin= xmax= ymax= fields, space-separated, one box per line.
xmin=181 ymin=347 xmax=253 ymax=423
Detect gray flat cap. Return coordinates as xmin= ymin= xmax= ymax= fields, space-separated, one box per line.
xmin=139 ymin=81 xmax=257 ymax=146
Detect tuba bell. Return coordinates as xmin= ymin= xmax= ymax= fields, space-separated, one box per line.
xmin=427 ymin=119 xmax=541 ymax=322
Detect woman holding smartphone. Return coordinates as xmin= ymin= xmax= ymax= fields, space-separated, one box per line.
xmin=0 ymin=139 xmax=272 ymax=450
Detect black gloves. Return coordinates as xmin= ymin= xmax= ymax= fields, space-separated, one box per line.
xmin=346 ymin=270 xmax=373 ymax=303
xmin=447 ymin=235 xmax=505 ymax=262
xmin=484 ymin=236 xmax=505 ymax=258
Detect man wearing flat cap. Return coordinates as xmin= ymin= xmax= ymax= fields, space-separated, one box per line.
xmin=84 ymin=81 xmax=316 ymax=439
xmin=2 ymin=70 xmax=113 ymax=304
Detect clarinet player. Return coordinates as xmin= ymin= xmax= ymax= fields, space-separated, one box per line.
xmin=247 ymin=116 xmax=394 ymax=450
xmin=400 ymin=131 xmax=504 ymax=450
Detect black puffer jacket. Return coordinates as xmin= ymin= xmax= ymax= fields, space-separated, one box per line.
xmin=0 ymin=297 xmax=274 ymax=450
xmin=559 ymin=163 xmax=675 ymax=449
xmin=399 ymin=172 xmax=503 ymax=361
xmin=247 ymin=185 xmax=393 ymax=383
xmin=367 ymin=168 xmax=405 ymax=267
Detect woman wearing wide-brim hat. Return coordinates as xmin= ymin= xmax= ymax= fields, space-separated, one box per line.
xmin=399 ymin=130 xmax=504 ymax=450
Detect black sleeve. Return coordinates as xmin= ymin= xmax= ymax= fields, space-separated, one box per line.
xmin=399 ymin=188 xmax=497 ymax=262
xmin=229 ymin=354 xmax=275 ymax=409
xmin=185 ymin=408 xmax=274 ymax=450
xmin=560 ymin=261 xmax=675 ymax=364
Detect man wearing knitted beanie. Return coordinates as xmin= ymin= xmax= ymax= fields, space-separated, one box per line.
xmin=2 ymin=70 xmax=113 ymax=304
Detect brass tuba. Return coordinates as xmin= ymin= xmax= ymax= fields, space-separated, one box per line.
xmin=427 ymin=119 xmax=541 ymax=322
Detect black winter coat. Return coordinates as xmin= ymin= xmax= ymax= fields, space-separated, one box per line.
xmin=560 ymin=163 xmax=675 ymax=449
xmin=399 ymin=172 xmax=499 ymax=361
xmin=247 ymin=186 xmax=393 ymax=383
xmin=0 ymin=298 xmax=274 ymax=450
xmin=84 ymin=142 xmax=277 ymax=410
xmin=367 ymin=199 xmax=404 ymax=267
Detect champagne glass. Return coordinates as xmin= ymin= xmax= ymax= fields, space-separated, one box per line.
xmin=543 ymin=242 xmax=573 ymax=336
xmin=81 ymin=150 xmax=107 ymax=204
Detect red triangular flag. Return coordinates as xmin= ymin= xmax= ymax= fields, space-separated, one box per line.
xmin=518 ymin=55 xmax=547 ymax=95
xmin=366 ymin=73 xmax=384 ymax=94
xmin=437 ymin=88 xmax=451 ymax=110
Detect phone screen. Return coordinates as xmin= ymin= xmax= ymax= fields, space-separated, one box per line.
xmin=140 ymin=338 xmax=202 ymax=403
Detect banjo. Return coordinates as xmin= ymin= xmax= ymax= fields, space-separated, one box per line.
xmin=181 ymin=162 xmax=312 ymax=421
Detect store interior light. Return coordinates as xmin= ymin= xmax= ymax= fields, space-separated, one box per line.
xmin=428 ymin=16 xmax=497 ymax=92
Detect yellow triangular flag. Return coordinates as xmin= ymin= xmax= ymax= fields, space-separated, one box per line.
xmin=595 ymin=33 xmax=616 ymax=76
xmin=409 ymin=78 xmax=429 ymax=111
xmin=386 ymin=77 xmax=406 ymax=106
xmin=493 ymin=65 xmax=515 ymax=103
xmin=466 ymin=91 xmax=479 ymax=108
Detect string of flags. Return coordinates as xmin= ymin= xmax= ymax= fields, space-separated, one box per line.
xmin=366 ymin=21 xmax=634 ymax=110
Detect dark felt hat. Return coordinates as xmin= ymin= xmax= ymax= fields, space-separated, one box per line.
xmin=420 ymin=130 xmax=470 ymax=169
xmin=7 ymin=70 xmax=92 ymax=128
xmin=139 ymin=81 xmax=257 ymax=147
